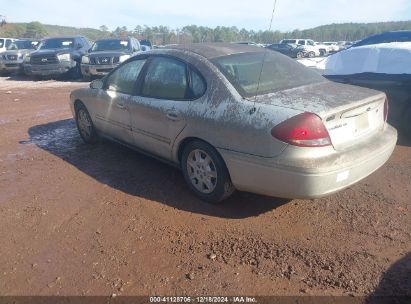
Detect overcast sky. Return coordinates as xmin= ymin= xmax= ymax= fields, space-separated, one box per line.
xmin=1 ymin=0 xmax=411 ymax=31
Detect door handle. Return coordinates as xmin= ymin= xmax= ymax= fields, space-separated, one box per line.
xmin=116 ymin=102 xmax=126 ymax=109
xmin=166 ymin=111 xmax=180 ymax=121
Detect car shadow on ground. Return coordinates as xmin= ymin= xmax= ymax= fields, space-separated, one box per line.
xmin=366 ymin=252 xmax=411 ymax=303
xmin=21 ymin=119 xmax=290 ymax=219
xmin=3 ymin=73 xmax=87 ymax=83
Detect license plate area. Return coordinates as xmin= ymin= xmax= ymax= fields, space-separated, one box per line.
xmin=353 ymin=113 xmax=369 ymax=135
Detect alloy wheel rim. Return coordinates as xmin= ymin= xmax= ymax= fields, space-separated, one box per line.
xmin=78 ymin=109 xmax=92 ymax=138
xmin=187 ymin=149 xmax=218 ymax=194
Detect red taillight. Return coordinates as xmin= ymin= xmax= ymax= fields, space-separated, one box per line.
xmin=384 ymin=97 xmax=389 ymax=122
xmin=271 ymin=113 xmax=332 ymax=147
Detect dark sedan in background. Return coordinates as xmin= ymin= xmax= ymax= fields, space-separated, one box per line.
xmin=266 ymin=43 xmax=305 ymax=58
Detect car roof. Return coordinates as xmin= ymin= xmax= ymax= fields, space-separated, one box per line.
xmin=166 ymin=43 xmax=263 ymax=59
xmin=96 ymin=37 xmax=131 ymax=41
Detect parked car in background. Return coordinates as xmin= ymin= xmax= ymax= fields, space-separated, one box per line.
xmin=235 ymin=41 xmax=259 ymax=46
xmin=352 ymin=31 xmax=411 ymax=48
xmin=280 ymin=39 xmax=324 ymax=57
xmin=324 ymin=42 xmax=411 ymax=137
xmin=0 ymin=38 xmax=17 ymax=54
xmin=70 ymin=43 xmax=396 ymax=203
xmin=0 ymin=39 xmax=37 ymax=75
xmin=139 ymin=39 xmax=152 ymax=51
xmin=322 ymin=42 xmax=340 ymax=53
xmin=24 ymin=36 xmax=92 ymax=79
xmin=81 ymin=37 xmax=141 ymax=80
xmin=337 ymin=41 xmax=354 ymax=50
xmin=266 ymin=43 xmax=305 ymax=58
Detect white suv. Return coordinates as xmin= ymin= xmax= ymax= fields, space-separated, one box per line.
xmin=280 ymin=39 xmax=326 ymax=57
xmin=0 ymin=38 xmax=17 ymax=53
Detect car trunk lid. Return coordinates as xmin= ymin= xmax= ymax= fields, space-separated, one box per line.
xmin=254 ymin=81 xmax=387 ymax=150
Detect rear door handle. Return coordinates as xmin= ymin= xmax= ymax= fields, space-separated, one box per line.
xmin=116 ymin=102 xmax=126 ymax=109
xmin=166 ymin=111 xmax=180 ymax=121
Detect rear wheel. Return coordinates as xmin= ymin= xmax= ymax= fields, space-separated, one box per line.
xmin=296 ymin=52 xmax=304 ymax=59
xmin=75 ymin=103 xmax=98 ymax=143
xmin=181 ymin=140 xmax=235 ymax=203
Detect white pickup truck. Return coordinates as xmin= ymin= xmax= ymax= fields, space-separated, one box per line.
xmin=280 ymin=39 xmax=328 ymax=57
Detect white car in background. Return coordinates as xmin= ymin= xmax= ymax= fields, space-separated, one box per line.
xmin=0 ymin=37 xmax=17 ymax=53
xmin=322 ymin=42 xmax=340 ymax=52
xmin=280 ymin=39 xmax=325 ymax=57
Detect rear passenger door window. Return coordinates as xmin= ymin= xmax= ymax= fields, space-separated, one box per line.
xmin=106 ymin=59 xmax=146 ymax=94
xmin=141 ymin=57 xmax=188 ymax=100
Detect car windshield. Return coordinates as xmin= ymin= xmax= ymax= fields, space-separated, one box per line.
xmin=212 ymin=51 xmax=325 ymax=98
xmin=39 ymin=38 xmax=75 ymax=50
xmin=91 ymin=40 xmax=130 ymax=51
xmin=7 ymin=40 xmax=33 ymax=50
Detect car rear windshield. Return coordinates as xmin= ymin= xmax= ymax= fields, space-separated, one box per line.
xmin=39 ymin=38 xmax=74 ymax=50
xmin=91 ymin=40 xmax=130 ymax=52
xmin=212 ymin=52 xmax=325 ymax=98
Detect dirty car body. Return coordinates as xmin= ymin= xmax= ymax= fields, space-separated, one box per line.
xmin=70 ymin=43 xmax=397 ymax=201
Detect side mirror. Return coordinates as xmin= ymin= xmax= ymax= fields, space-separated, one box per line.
xmin=90 ymin=79 xmax=103 ymax=90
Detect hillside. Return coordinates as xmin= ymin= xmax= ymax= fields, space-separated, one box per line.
xmin=0 ymin=20 xmax=411 ymax=44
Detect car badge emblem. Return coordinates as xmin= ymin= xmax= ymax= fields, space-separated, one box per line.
xmin=102 ymin=58 xmax=108 ymax=63
xmin=41 ymin=58 xmax=48 ymax=62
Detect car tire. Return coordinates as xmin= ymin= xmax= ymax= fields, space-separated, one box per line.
xmin=181 ymin=140 xmax=235 ymax=203
xmin=308 ymin=51 xmax=315 ymax=58
xmin=319 ymin=49 xmax=327 ymax=57
xmin=69 ymin=62 xmax=82 ymax=80
xmin=401 ymin=105 xmax=411 ymax=138
xmin=75 ymin=103 xmax=98 ymax=144
xmin=296 ymin=52 xmax=304 ymax=59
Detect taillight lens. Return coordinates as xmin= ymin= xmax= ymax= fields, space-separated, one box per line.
xmin=384 ymin=97 xmax=389 ymax=122
xmin=271 ymin=112 xmax=332 ymax=147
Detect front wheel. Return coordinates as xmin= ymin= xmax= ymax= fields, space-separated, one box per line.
xmin=181 ymin=140 xmax=235 ymax=203
xmin=75 ymin=103 xmax=98 ymax=143
xmin=308 ymin=51 xmax=316 ymax=58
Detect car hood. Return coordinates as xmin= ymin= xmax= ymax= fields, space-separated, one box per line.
xmin=253 ymin=80 xmax=384 ymax=116
xmin=88 ymin=50 xmax=130 ymax=57
xmin=3 ymin=49 xmax=33 ymax=56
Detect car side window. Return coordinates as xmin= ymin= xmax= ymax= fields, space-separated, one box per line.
xmin=106 ymin=59 xmax=146 ymax=94
xmin=5 ymin=39 xmax=12 ymax=48
xmin=142 ymin=57 xmax=188 ymax=100
xmin=298 ymin=40 xmax=305 ymax=45
xmin=190 ymin=68 xmax=206 ymax=98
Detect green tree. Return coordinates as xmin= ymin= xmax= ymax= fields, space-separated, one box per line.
xmin=24 ymin=21 xmax=47 ymax=38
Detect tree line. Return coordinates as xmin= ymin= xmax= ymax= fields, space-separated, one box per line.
xmin=1 ymin=20 xmax=410 ymax=44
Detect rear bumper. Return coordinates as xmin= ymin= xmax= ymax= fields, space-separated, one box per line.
xmin=219 ymin=125 xmax=397 ymax=199
xmin=24 ymin=61 xmax=76 ymax=76
xmin=81 ymin=64 xmax=116 ymax=76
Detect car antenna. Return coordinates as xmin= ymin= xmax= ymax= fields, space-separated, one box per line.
xmin=250 ymin=0 xmax=278 ymax=115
